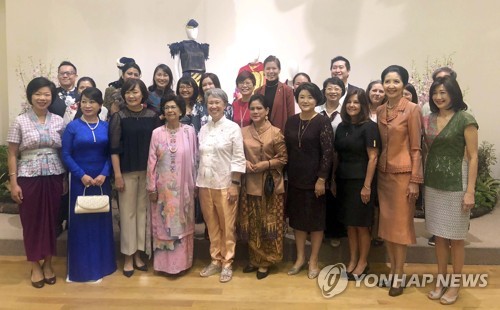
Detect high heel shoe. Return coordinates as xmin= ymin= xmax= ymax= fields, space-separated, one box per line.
xmin=31 ymin=271 xmax=45 ymax=289
xmin=388 ymin=286 xmax=404 ymax=297
xmin=133 ymin=261 xmax=148 ymax=272
xmin=428 ymin=286 xmax=447 ymax=300
xmin=348 ymin=264 xmax=369 ymax=281
xmin=41 ymin=262 xmax=56 ymax=285
xmin=287 ymin=263 xmax=305 ymax=275
xmin=123 ymin=269 xmax=134 ymax=278
xmin=307 ymin=268 xmax=320 ymax=279
xmin=256 ymin=268 xmax=269 ymax=280
xmin=440 ymin=290 xmax=459 ymax=305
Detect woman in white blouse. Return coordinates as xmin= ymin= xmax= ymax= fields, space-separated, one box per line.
xmin=196 ymin=88 xmax=246 ymax=283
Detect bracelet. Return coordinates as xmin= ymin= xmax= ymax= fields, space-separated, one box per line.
xmin=317 ymin=177 xmax=325 ymax=182
xmin=9 ymin=172 xmax=16 ymax=177
xmin=231 ymin=180 xmax=241 ymax=186
xmin=363 ymin=185 xmax=371 ymax=190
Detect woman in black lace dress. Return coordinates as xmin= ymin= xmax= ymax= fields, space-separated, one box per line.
xmin=284 ymin=82 xmax=334 ymax=279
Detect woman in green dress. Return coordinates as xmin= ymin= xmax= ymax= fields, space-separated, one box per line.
xmin=423 ymin=76 xmax=478 ymax=305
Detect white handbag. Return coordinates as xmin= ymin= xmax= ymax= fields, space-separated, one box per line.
xmin=75 ymin=186 xmax=110 ymax=214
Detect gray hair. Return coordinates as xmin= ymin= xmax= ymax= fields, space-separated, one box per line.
xmin=204 ymin=88 xmax=228 ymax=105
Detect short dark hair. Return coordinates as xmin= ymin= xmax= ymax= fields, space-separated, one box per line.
xmin=330 ymin=56 xmax=351 ymax=71
xmin=81 ymin=87 xmax=103 ymax=105
xmin=381 ymin=65 xmax=409 ymax=86
xmin=249 ymin=94 xmax=269 ymax=110
xmin=432 ymin=67 xmax=457 ymax=81
xmin=263 ymin=55 xmax=281 ymax=70
xmin=160 ymin=93 xmax=186 ymax=119
xmin=149 ymin=64 xmax=173 ymax=92
xmin=58 ymin=61 xmax=77 ymax=74
xmin=294 ymin=82 xmax=323 ymax=105
xmin=26 ymin=77 xmax=57 ymax=105
xmin=340 ymin=89 xmax=370 ymax=124
xmin=198 ymin=73 xmax=220 ymax=99
xmin=428 ymin=76 xmax=467 ymax=113
xmin=404 ymin=83 xmax=418 ymax=104
xmin=322 ymin=77 xmax=346 ymax=101
xmin=292 ymin=72 xmax=311 ymax=85
xmin=121 ymin=79 xmax=149 ymax=103
xmin=235 ymin=70 xmax=256 ymax=86
xmin=177 ymin=76 xmax=199 ymax=103
xmin=76 ymin=76 xmax=96 ymax=91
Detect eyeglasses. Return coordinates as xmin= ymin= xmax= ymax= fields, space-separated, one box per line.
xmin=238 ymin=81 xmax=254 ymax=87
xmin=179 ymin=85 xmax=193 ymax=90
xmin=58 ymin=71 xmax=76 ymax=77
xmin=164 ymin=105 xmax=178 ymax=110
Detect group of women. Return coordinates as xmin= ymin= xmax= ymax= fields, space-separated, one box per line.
xmin=7 ymin=56 xmax=478 ymax=305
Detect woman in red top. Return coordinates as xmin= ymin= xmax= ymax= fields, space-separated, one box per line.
xmin=254 ymin=55 xmax=295 ymax=132
xmin=232 ymin=71 xmax=256 ymax=128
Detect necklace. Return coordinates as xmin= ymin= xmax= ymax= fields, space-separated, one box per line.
xmin=239 ymin=101 xmax=249 ymax=127
xmin=165 ymin=125 xmax=180 ymax=153
xmin=298 ymin=114 xmax=316 ymax=148
xmin=165 ymin=125 xmax=180 ymax=173
xmin=82 ymin=116 xmax=99 ymax=142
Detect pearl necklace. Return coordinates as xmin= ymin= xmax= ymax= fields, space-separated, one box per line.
xmin=82 ymin=116 xmax=100 ymax=142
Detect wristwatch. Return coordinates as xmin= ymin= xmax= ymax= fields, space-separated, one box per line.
xmin=231 ymin=180 xmax=241 ymax=186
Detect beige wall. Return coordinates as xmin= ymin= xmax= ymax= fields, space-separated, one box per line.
xmin=3 ymin=0 xmax=500 ymax=177
xmin=0 ymin=0 xmax=7 ymax=141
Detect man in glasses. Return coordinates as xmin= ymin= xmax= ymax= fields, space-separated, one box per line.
xmin=56 ymin=61 xmax=78 ymax=107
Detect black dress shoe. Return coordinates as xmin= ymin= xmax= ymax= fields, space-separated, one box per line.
xmin=123 ymin=269 xmax=134 ymax=278
xmin=242 ymin=265 xmax=258 ymax=273
xmin=44 ymin=276 xmax=56 ymax=285
xmin=256 ymin=269 xmax=269 ymax=280
xmin=389 ymin=286 xmax=404 ymax=297
xmin=348 ymin=265 xmax=369 ymax=281
xmin=133 ymin=262 xmax=148 ymax=272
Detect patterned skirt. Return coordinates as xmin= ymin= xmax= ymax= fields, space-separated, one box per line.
xmin=425 ymin=161 xmax=470 ymax=240
xmin=238 ymin=186 xmax=285 ymax=267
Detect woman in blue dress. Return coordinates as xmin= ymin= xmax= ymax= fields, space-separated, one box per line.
xmin=62 ymin=87 xmax=117 ymax=282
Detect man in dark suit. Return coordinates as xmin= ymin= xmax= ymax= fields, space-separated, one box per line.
xmin=330 ymin=56 xmax=362 ymax=104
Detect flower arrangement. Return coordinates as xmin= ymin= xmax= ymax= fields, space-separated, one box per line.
xmin=14 ymin=57 xmax=58 ymax=113
xmin=409 ymin=54 xmax=455 ymax=106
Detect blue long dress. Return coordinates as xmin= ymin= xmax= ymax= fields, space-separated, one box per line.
xmin=62 ymin=118 xmax=116 ymax=282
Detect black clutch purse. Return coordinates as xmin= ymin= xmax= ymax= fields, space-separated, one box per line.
xmin=264 ymin=170 xmax=275 ymax=198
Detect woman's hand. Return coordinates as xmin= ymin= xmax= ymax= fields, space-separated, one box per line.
xmin=246 ymin=161 xmax=255 ymax=173
xmin=148 ymin=191 xmax=158 ymax=203
xmin=93 ymin=175 xmax=106 ymax=187
xmin=253 ymin=161 xmax=269 ymax=173
xmin=10 ymin=184 xmax=23 ymax=204
xmin=114 ymin=175 xmax=125 ymax=192
xmin=314 ymin=178 xmax=326 ymax=198
xmin=462 ymin=191 xmax=475 ymax=212
xmin=227 ymin=184 xmax=240 ymax=204
xmin=81 ymin=174 xmax=94 ymax=187
xmin=361 ymin=186 xmax=371 ymax=204
xmin=407 ymin=182 xmax=419 ymax=203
